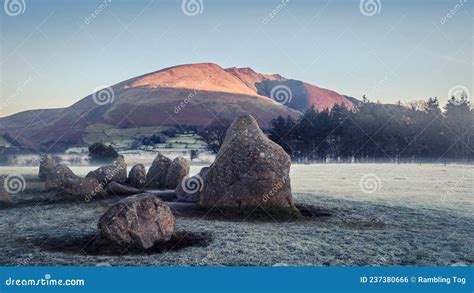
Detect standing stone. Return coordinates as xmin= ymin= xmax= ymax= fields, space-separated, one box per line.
xmin=105 ymin=181 xmax=141 ymax=196
xmin=175 ymin=167 xmax=208 ymax=203
xmin=0 ymin=176 xmax=12 ymax=207
xmin=127 ymin=164 xmax=146 ymax=189
xmin=38 ymin=154 xmax=55 ymax=181
xmin=60 ymin=176 xmax=106 ymax=201
xmin=86 ymin=159 xmax=127 ymax=185
xmin=45 ymin=164 xmax=76 ymax=191
xmin=98 ymin=194 xmax=175 ymax=250
xmin=165 ymin=157 xmax=190 ymax=189
xmin=146 ymin=153 xmax=171 ymax=188
xmin=199 ymin=115 xmax=297 ymax=213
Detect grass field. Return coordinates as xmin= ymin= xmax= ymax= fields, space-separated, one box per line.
xmin=0 ymin=164 xmax=472 ymax=266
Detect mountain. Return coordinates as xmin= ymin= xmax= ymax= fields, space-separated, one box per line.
xmin=0 ymin=63 xmax=354 ymax=152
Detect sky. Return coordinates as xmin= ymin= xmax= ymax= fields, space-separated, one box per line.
xmin=0 ymin=0 xmax=472 ymax=117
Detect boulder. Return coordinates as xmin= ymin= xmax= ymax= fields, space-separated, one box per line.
xmin=38 ymin=154 xmax=55 ymax=181
xmin=98 ymin=194 xmax=175 ymax=250
xmin=175 ymin=167 xmax=209 ymax=203
xmin=45 ymin=164 xmax=76 ymax=191
xmin=165 ymin=157 xmax=190 ymax=189
xmin=105 ymin=181 xmax=141 ymax=196
xmin=146 ymin=153 xmax=171 ymax=188
xmin=127 ymin=164 xmax=146 ymax=189
xmin=0 ymin=176 xmax=12 ymax=207
xmin=199 ymin=115 xmax=297 ymax=213
xmin=86 ymin=159 xmax=127 ymax=185
xmin=61 ymin=176 xmax=106 ymax=201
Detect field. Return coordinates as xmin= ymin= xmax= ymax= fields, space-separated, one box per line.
xmin=0 ymin=164 xmax=472 ymax=266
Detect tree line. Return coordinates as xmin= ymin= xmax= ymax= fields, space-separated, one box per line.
xmin=268 ymin=96 xmax=473 ymax=163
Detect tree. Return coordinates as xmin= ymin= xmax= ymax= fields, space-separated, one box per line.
xmin=199 ymin=119 xmax=232 ymax=153
xmin=269 ymin=115 xmax=297 ymax=156
xmin=88 ymin=142 xmax=119 ymax=164
xmin=268 ymin=96 xmax=473 ymax=162
xmin=444 ymin=94 xmax=472 ymax=160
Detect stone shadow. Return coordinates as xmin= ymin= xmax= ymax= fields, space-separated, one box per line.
xmin=23 ymin=231 xmax=212 ymax=256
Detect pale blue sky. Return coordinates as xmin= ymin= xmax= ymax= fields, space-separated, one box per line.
xmin=0 ymin=0 xmax=472 ymax=116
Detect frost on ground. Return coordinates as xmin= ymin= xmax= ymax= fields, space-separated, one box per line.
xmin=0 ymin=164 xmax=472 ymax=266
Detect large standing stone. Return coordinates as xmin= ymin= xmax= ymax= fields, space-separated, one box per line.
xmin=146 ymin=153 xmax=171 ymax=188
xmin=0 ymin=176 xmax=12 ymax=207
xmin=127 ymin=164 xmax=146 ymax=189
xmin=105 ymin=181 xmax=141 ymax=196
xmin=61 ymin=176 xmax=106 ymax=202
xmin=38 ymin=154 xmax=55 ymax=181
xmin=199 ymin=115 xmax=296 ymax=213
xmin=175 ymin=167 xmax=208 ymax=203
xmin=45 ymin=164 xmax=76 ymax=191
xmin=86 ymin=159 xmax=127 ymax=185
xmin=165 ymin=157 xmax=190 ymax=189
xmin=98 ymin=194 xmax=175 ymax=250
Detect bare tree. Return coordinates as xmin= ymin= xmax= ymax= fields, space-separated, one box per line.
xmin=198 ymin=119 xmax=232 ymax=153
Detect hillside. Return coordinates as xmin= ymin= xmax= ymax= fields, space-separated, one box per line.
xmin=0 ymin=63 xmax=354 ymax=152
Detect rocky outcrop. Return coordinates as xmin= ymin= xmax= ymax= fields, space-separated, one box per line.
xmin=0 ymin=176 xmax=12 ymax=207
xmin=175 ymin=167 xmax=208 ymax=203
xmin=199 ymin=115 xmax=297 ymax=213
xmin=98 ymin=194 xmax=175 ymax=250
xmin=38 ymin=154 xmax=55 ymax=181
xmin=165 ymin=157 xmax=190 ymax=189
xmin=45 ymin=164 xmax=76 ymax=191
xmin=105 ymin=182 xmax=141 ymax=196
xmin=86 ymin=159 xmax=127 ymax=185
xmin=146 ymin=153 xmax=171 ymax=188
xmin=127 ymin=164 xmax=146 ymax=189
